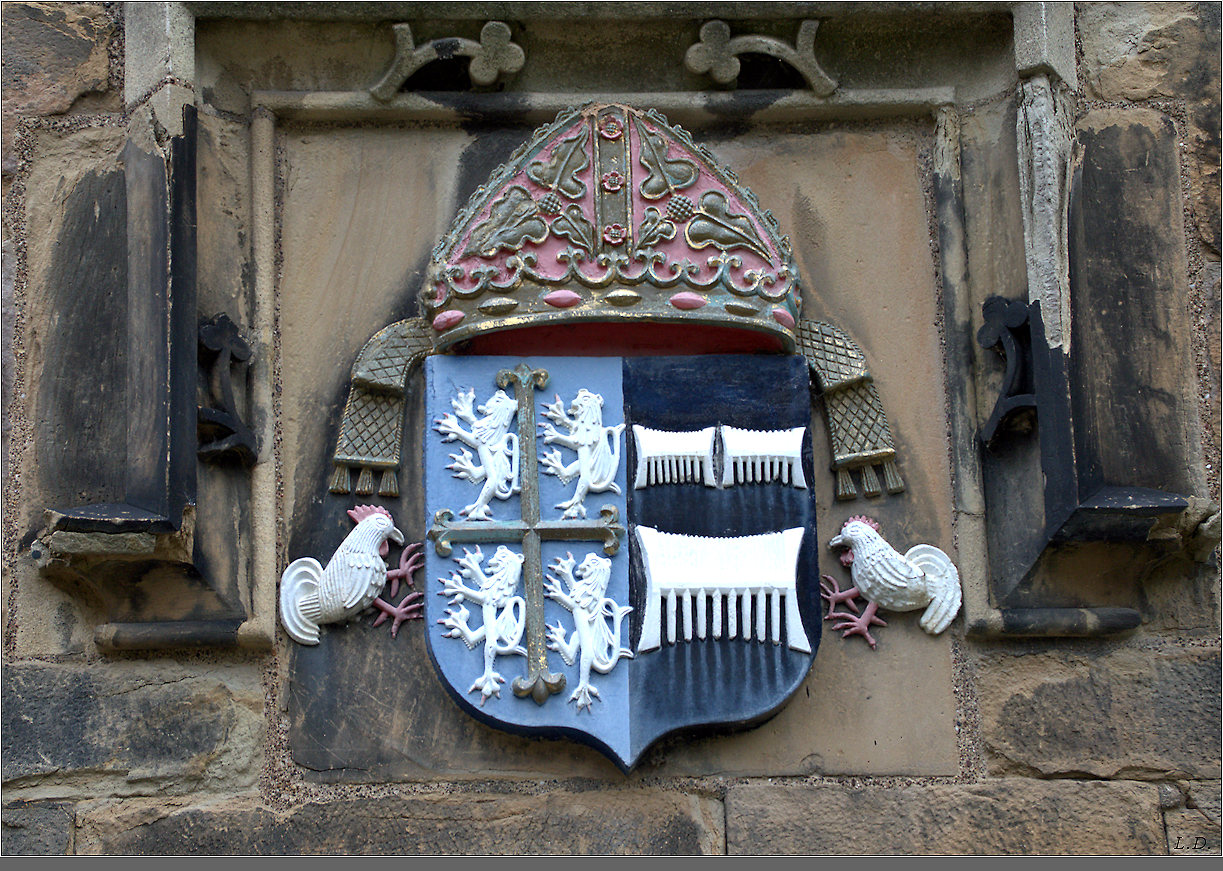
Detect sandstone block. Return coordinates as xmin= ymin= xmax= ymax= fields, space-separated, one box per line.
xmin=48 ymin=530 xmax=157 ymax=556
xmin=75 ymin=791 xmax=724 ymax=855
xmin=1078 ymin=3 xmax=1212 ymax=101
xmin=974 ymin=645 xmax=1221 ymax=779
xmin=1169 ymin=780 xmax=1223 ymax=854
xmin=0 ymin=2 xmax=116 ymax=170
xmin=122 ymin=3 xmax=195 ymax=106
xmin=1185 ymin=780 xmax=1222 ymax=824
xmin=1164 ymin=792 xmax=1223 ymax=856
xmin=1 ymin=800 xmax=73 ymax=856
xmin=1077 ymin=2 xmax=1221 ymax=252
xmin=0 ymin=2 xmax=113 ymax=110
xmin=1 ymin=662 xmax=263 ymax=798
xmin=725 ymin=779 xmax=1164 ymax=854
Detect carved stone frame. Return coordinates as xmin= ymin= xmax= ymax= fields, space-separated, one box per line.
xmin=36 ymin=1 xmax=1210 ymax=649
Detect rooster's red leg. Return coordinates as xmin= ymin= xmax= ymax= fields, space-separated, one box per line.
xmin=372 ymin=592 xmax=424 ymax=638
xmin=820 ymin=574 xmax=861 ymax=615
xmin=829 ymin=600 xmax=888 ymax=649
xmin=385 ymin=542 xmax=423 ymax=598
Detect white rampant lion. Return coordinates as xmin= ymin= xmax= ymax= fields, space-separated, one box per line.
xmin=437 ymin=545 xmax=527 ymax=704
xmin=544 ymin=552 xmax=633 ymax=712
xmin=538 ymin=389 xmax=625 ymax=519
xmin=434 ymin=387 xmax=520 ymax=520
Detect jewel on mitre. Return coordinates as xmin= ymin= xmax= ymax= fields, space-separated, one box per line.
xmin=544 ymin=289 xmax=582 ymax=308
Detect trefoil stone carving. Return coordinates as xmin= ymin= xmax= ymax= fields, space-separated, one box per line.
xmin=538 ymin=389 xmax=626 ymax=519
xmin=370 ymin=21 xmax=525 ymax=101
xmin=684 ymin=20 xmax=837 ymax=96
xmin=543 ymin=552 xmax=634 ymax=712
xmin=821 ymin=516 xmax=961 ymax=649
xmin=433 ymin=386 xmax=521 ymax=520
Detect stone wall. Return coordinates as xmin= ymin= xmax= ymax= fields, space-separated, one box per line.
xmin=2 ymin=2 xmax=1219 ymax=856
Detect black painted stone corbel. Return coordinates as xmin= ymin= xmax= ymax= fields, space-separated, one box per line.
xmin=36 ymin=105 xmax=252 ymax=650
xmin=198 ymin=313 xmax=258 ymax=465
xmin=969 ymin=109 xmax=1212 ymax=636
xmin=977 ymin=296 xmax=1037 ymax=447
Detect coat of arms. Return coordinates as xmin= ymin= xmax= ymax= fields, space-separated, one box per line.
xmin=282 ymin=103 xmax=946 ymax=771
xmin=422 ymin=353 xmax=818 ymax=767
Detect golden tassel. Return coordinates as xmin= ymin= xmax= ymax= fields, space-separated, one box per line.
xmin=328 ymin=464 xmax=351 ymax=495
xmin=378 ymin=469 xmax=399 ymax=498
xmin=882 ymin=458 xmax=905 ymax=494
xmin=835 ymin=467 xmax=857 ymax=501
xmin=355 ymin=466 xmax=375 ymax=495
xmin=860 ymin=463 xmax=881 ymax=498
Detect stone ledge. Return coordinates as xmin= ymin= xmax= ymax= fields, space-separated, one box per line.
xmin=725 ymin=779 xmax=1165 ymax=855
xmin=74 ymin=791 xmax=725 ymax=855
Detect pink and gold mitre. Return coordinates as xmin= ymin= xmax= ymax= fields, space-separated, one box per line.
xmin=423 ymin=103 xmax=801 ymax=353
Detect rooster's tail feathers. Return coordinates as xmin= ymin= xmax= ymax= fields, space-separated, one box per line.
xmin=280 ymin=557 xmax=324 ymax=645
xmin=905 ymin=544 xmax=962 ymax=635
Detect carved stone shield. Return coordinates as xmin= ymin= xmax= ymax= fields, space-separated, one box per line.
xmin=424 ymin=353 xmax=820 ymax=770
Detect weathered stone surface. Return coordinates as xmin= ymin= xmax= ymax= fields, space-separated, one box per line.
xmin=1171 ymin=779 xmax=1223 ymax=854
xmin=1167 ymin=780 xmax=1222 ymax=855
xmin=75 ymin=791 xmax=724 ymax=855
xmin=0 ymin=2 xmax=116 ymax=170
xmin=1012 ymin=0 xmax=1077 ymax=86
xmin=1186 ymin=780 xmax=1223 ymax=824
xmin=14 ymin=124 xmax=128 ymax=546
xmin=1 ymin=800 xmax=73 ymax=856
xmin=725 ymin=779 xmax=1165 ymax=855
xmin=1071 ymin=107 xmax=1203 ymax=498
xmin=1 ymin=662 xmax=263 ymax=798
xmin=1079 ymin=3 xmax=1210 ymax=101
xmin=1167 ymin=809 xmax=1222 ymax=855
xmin=7 ymin=551 xmax=94 ymax=656
xmin=975 ymin=645 xmax=1221 ymax=779
xmin=123 ymin=3 xmax=194 ymax=107
xmin=1078 ymin=3 xmax=1221 ymax=252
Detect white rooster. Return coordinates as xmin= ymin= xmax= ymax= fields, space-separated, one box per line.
xmin=821 ymin=516 xmax=961 ymax=649
xmin=280 ymin=505 xmax=407 ymax=645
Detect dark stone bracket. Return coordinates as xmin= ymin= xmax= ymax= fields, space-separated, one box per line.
xmin=977 ymin=297 xmax=1190 ymax=631
xmin=964 ymin=111 xmax=1211 ymax=636
xmin=198 ymin=313 xmax=258 ymax=465
xmin=36 ymin=105 xmax=254 ymax=650
xmin=977 ymin=296 xmax=1037 ymax=447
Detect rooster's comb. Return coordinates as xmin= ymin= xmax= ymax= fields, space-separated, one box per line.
xmin=348 ymin=504 xmax=393 ymax=524
xmin=843 ymin=515 xmax=881 ymax=533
